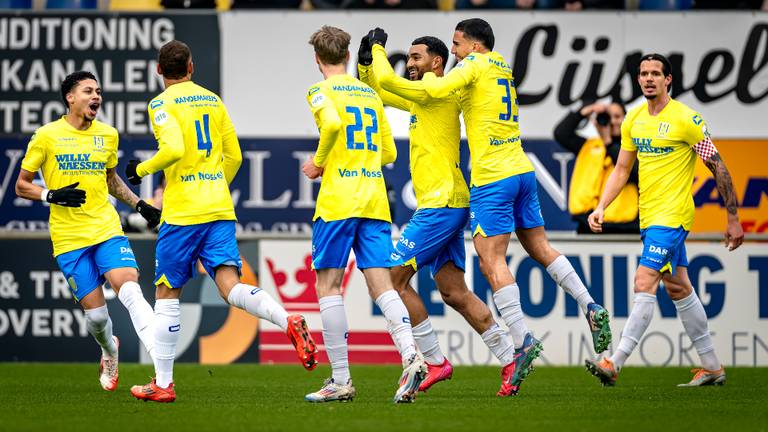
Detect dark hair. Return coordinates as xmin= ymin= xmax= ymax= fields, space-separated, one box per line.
xmin=60 ymin=71 xmax=97 ymax=107
xmin=638 ymin=53 xmax=671 ymax=77
xmin=455 ymin=18 xmax=494 ymax=50
xmin=411 ymin=36 xmax=449 ymax=69
xmin=158 ymin=40 xmax=192 ymax=79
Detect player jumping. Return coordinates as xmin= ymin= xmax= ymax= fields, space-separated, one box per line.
xmin=372 ymin=19 xmax=613 ymax=394
xmin=302 ymin=26 xmax=427 ymax=403
xmin=15 ymin=71 xmax=161 ymax=393
xmin=585 ymin=53 xmax=743 ymax=387
xmin=126 ymin=40 xmax=318 ymax=403
xmin=358 ymin=33 xmax=519 ymax=396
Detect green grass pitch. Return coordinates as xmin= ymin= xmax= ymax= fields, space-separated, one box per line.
xmin=1 ymin=364 xmax=766 ymax=432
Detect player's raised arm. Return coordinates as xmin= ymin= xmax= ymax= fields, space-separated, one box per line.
xmin=358 ymin=38 xmax=412 ymax=111
xmin=370 ymin=44 xmax=430 ymax=106
xmin=220 ymin=106 xmax=242 ymax=184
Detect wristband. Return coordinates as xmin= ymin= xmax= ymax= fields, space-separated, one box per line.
xmin=41 ymin=189 xmax=49 ymax=202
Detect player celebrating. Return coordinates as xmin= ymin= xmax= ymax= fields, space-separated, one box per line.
xmin=371 ymin=19 xmax=613 ymax=394
xmin=126 ymin=40 xmax=317 ymax=403
xmin=302 ymin=26 xmax=426 ymax=403
xmin=586 ymin=54 xmax=743 ymax=387
xmin=358 ymin=35 xmax=517 ymax=396
xmin=15 ymin=71 xmax=161 ymax=392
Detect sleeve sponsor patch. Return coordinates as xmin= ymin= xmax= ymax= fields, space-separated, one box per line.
xmin=153 ymin=110 xmax=169 ymax=125
xmin=149 ymin=99 xmax=163 ymax=110
xmin=310 ymin=92 xmax=327 ymax=108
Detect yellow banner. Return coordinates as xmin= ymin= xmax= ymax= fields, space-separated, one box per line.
xmin=692 ymin=140 xmax=768 ymax=233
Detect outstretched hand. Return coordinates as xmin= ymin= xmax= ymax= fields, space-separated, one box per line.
xmin=358 ymin=36 xmax=373 ymax=66
xmin=367 ymin=27 xmax=388 ymax=48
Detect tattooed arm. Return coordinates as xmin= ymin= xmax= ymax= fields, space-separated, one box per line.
xmin=696 ymin=140 xmax=744 ymax=251
xmin=106 ymin=167 xmax=139 ymax=207
xmin=107 ymin=168 xmax=162 ymax=228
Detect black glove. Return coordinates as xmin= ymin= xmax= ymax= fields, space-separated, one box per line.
xmin=46 ymin=182 xmax=86 ymax=207
xmin=135 ymin=199 xmax=161 ymax=229
xmin=358 ymin=35 xmax=373 ymax=66
xmin=125 ymin=159 xmax=142 ymax=185
xmin=367 ymin=27 xmax=388 ymax=48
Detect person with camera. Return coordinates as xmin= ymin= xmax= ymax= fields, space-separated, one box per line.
xmin=554 ymin=102 xmax=640 ymax=234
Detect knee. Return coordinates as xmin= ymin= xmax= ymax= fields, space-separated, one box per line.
xmin=633 ymin=272 xmax=656 ymax=294
xmin=664 ymin=280 xmax=693 ymax=301
xmin=85 ymin=305 xmax=109 ymax=327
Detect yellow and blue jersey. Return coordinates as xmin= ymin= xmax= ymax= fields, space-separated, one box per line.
xmin=306 ymin=74 xmax=396 ymax=222
xmin=138 ymin=81 xmax=241 ymax=226
xmin=405 ymin=51 xmax=533 ymax=187
xmin=621 ymin=99 xmax=709 ymax=231
xmin=21 ymin=117 xmax=123 ymax=256
xmin=363 ymin=45 xmax=469 ymax=209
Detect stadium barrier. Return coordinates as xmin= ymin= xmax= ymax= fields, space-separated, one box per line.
xmin=1 ymin=233 xmax=766 ymax=366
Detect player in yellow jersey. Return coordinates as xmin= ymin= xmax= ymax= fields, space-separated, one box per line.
xmin=586 ymin=54 xmax=744 ymax=387
xmin=358 ymin=34 xmax=518 ymax=396
xmin=125 ymin=40 xmax=317 ymax=403
xmin=15 ymin=71 xmax=161 ymax=392
xmin=301 ymin=26 xmax=426 ymax=403
xmin=372 ymin=19 xmax=612 ymax=395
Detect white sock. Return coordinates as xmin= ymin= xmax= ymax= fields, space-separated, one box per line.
xmin=154 ymin=299 xmax=180 ymax=388
xmin=375 ymin=290 xmax=417 ymax=364
xmin=674 ymin=292 xmax=721 ymax=371
xmin=481 ymin=323 xmax=515 ymax=365
xmin=319 ymin=295 xmax=350 ymax=384
xmin=547 ymin=255 xmax=594 ymax=315
xmin=227 ymin=283 xmax=289 ymax=331
xmin=117 ymin=281 xmax=155 ymax=358
xmin=611 ymin=292 xmax=656 ymax=371
xmin=493 ymin=284 xmax=529 ymax=349
xmin=411 ymin=318 xmax=445 ymax=365
xmin=85 ymin=305 xmax=118 ymax=358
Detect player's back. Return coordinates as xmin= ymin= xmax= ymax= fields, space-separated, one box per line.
xmin=149 ymin=81 xmax=239 ymax=225
xmin=622 ymin=99 xmax=701 ymax=230
xmin=459 ymin=52 xmax=533 ymax=187
xmin=307 ymin=75 xmax=394 ymax=223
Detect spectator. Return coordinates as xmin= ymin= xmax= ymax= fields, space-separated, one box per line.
xmin=231 ymin=0 xmax=301 ymax=7
xmin=554 ymin=102 xmax=640 ymax=234
xmin=563 ymin=0 xmax=623 ymax=10
xmin=694 ymin=0 xmax=765 ymax=8
xmin=454 ymin=0 xmax=561 ymax=8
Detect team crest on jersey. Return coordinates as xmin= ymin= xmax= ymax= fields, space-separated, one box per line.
xmin=93 ymin=136 xmax=104 ymax=149
xmin=657 ymin=122 xmax=670 ymax=137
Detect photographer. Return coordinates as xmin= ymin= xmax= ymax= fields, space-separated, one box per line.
xmin=554 ymin=102 xmax=640 ymax=234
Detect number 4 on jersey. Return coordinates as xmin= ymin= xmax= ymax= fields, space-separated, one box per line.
xmin=195 ymin=114 xmax=212 ymax=157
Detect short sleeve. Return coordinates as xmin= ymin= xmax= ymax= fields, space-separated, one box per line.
xmin=106 ymin=129 xmax=118 ymax=169
xmin=20 ymin=130 xmax=46 ymax=172
xmin=620 ymin=115 xmax=636 ymax=152
xmin=684 ymin=112 xmax=708 ymax=147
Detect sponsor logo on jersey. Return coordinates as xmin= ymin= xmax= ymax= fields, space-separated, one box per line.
xmin=633 ymin=137 xmax=673 ymax=154
xmin=55 ymin=153 xmax=106 ymax=171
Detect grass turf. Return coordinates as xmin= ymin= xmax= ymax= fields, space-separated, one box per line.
xmin=1 ymin=364 xmax=766 ymax=432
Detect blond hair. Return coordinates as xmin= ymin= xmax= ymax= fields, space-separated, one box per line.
xmin=309 ymin=26 xmax=351 ymax=65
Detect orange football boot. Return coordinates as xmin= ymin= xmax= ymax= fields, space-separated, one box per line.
xmin=286 ymin=314 xmax=318 ymax=371
xmin=131 ymin=379 xmax=176 ymax=403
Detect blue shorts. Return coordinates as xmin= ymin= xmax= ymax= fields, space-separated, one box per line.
xmin=393 ymin=207 xmax=468 ymax=277
xmin=312 ymin=218 xmax=395 ymax=270
xmin=469 ymin=171 xmax=545 ymax=237
xmin=56 ymin=236 xmax=138 ymax=302
xmin=639 ymin=226 xmax=689 ymax=274
xmin=155 ymin=220 xmax=242 ymax=289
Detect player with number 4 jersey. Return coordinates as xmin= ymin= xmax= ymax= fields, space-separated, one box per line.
xmin=126 ymin=40 xmax=317 ymax=403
